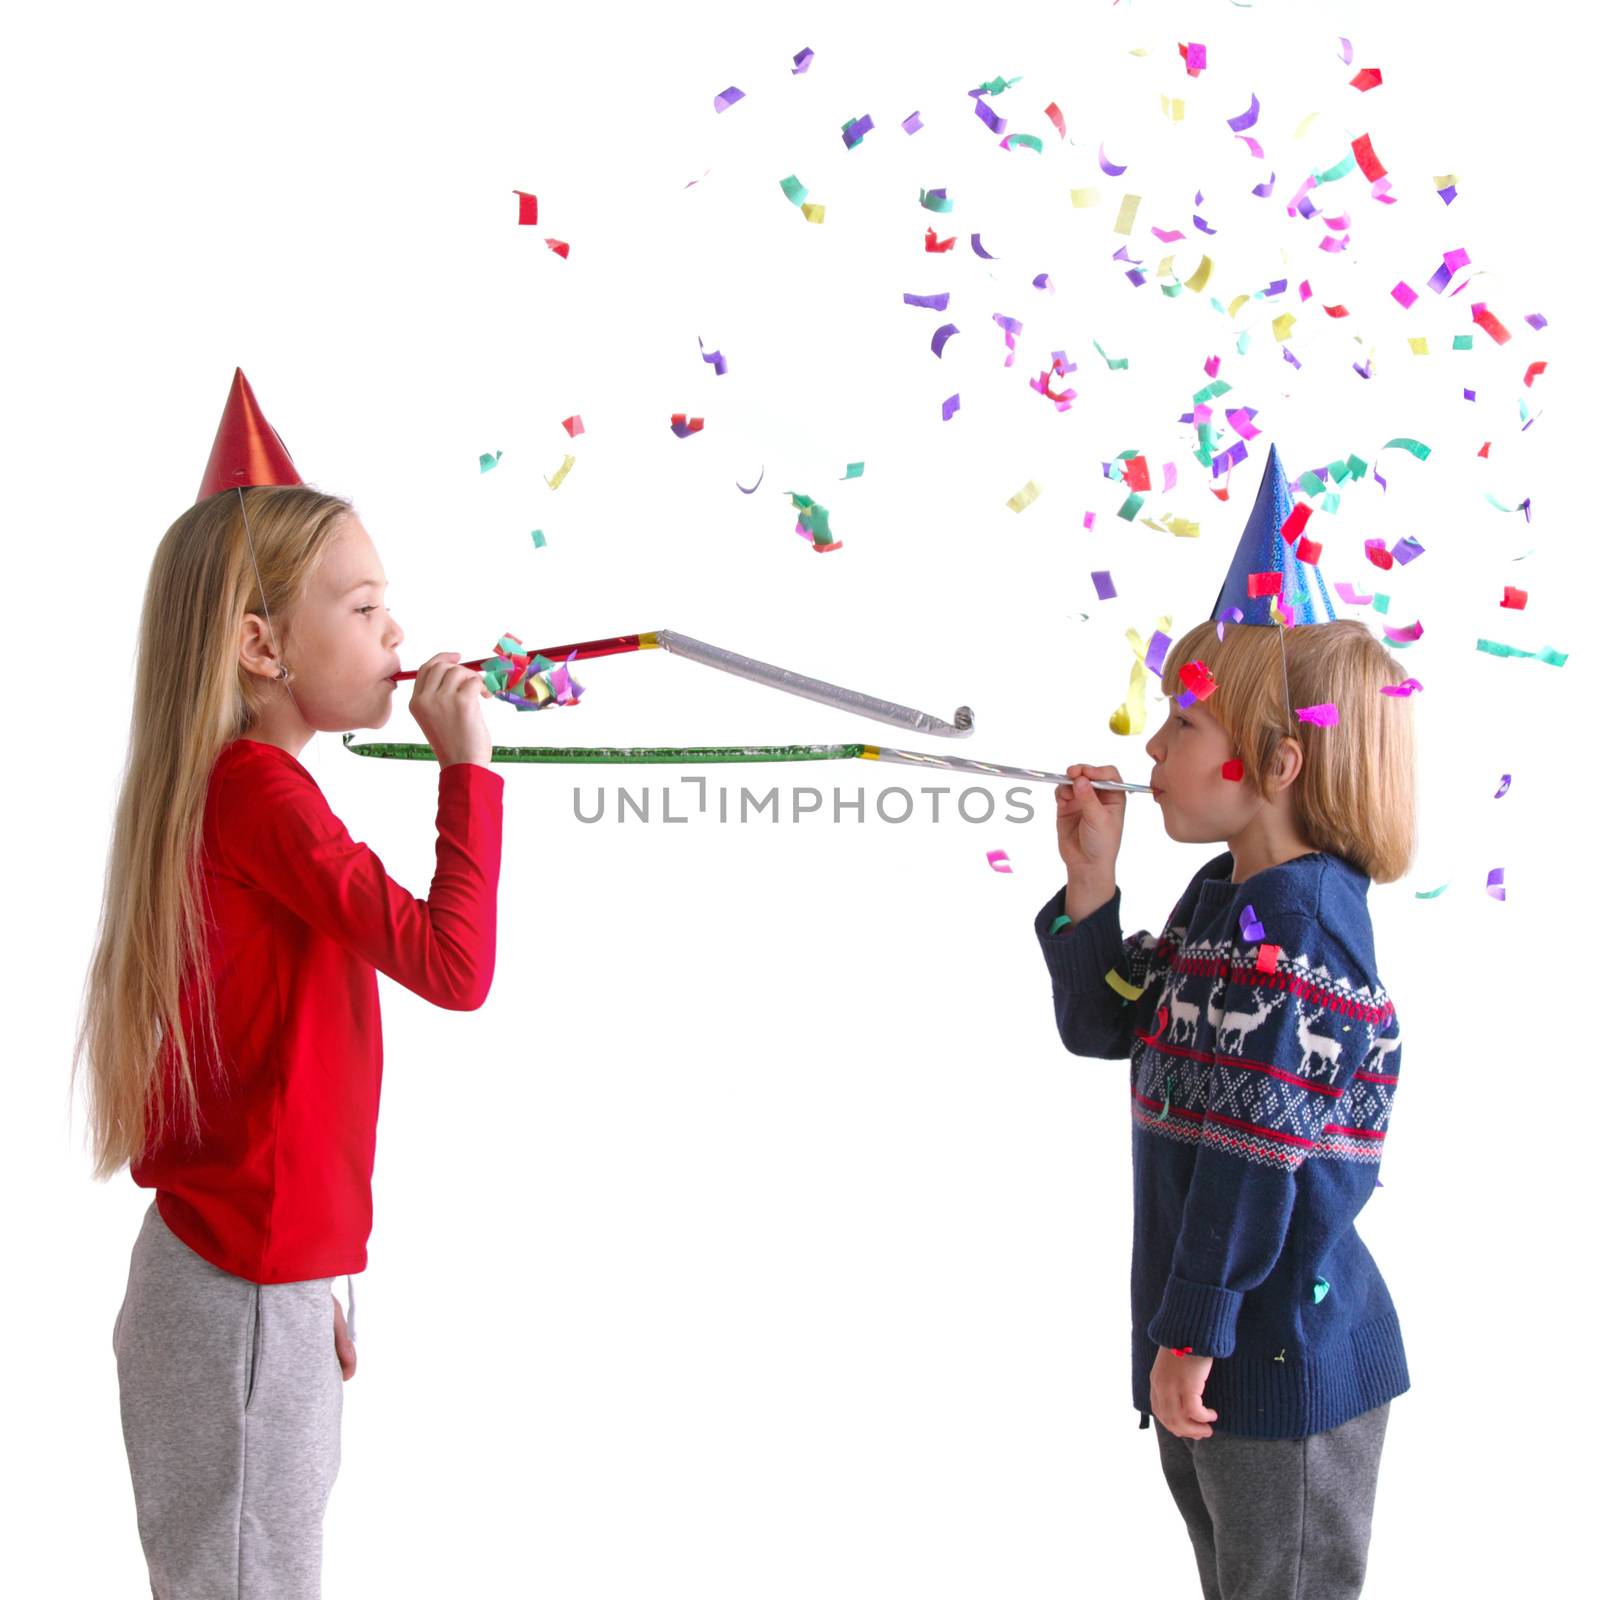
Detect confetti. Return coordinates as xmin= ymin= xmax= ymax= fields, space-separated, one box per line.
xmin=713 ymin=87 xmax=745 ymax=114
xmin=841 ymin=114 xmax=874 ymax=149
xmin=1049 ymin=913 xmax=1073 ymax=933
xmin=925 ymin=228 xmax=956 ymax=252
xmin=792 ymin=47 xmax=814 ymax=74
xmin=1494 ymin=775 xmax=1512 ymax=798
xmin=544 ymin=239 xmax=569 ymax=259
xmin=530 ymin=529 xmax=546 ymax=549
xmin=1295 ymin=703 xmax=1340 ymax=727
xmin=1227 ymin=92 xmax=1261 ymax=132
xmin=698 ymin=338 xmax=727 ymax=375
xmin=1045 ymin=102 xmax=1066 ymax=138
xmin=904 ymin=291 xmax=952 ymax=310
xmin=1091 ymin=570 xmax=1117 ymax=600
xmin=1486 ymin=867 xmax=1507 ymax=901
xmin=972 ymin=233 xmax=999 ymax=259
xmin=942 ymin=393 xmax=961 ymax=421
xmin=1221 ymin=759 xmax=1244 ymax=781
xmin=842 ymin=462 xmax=865 ymax=480
xmin=561 ymin=415 xmax=584 ymax=438
xmin=479 ymin=450 xmax=502 ymax=473
xmin=669 ymin=414 xmax=704 ymax=438
xmin=932 ymin=323 xmax=960 ymax=357
xmin=1379 ymin=678 xmax=1423 ymax=697
xmin=1255 ymin=943 xmax=1281 ymax=973
xmin=1311 ymin=1278 xmax=1331 ymax=1305
xmin=902 ymin=111 xmax=924 ymax=135
xmin=1501 ymin=586 xmax=1528 ymax=610
xmin=1350 ymin=66 xmax=1383 ymax=91
xmin=986 ymin=849 xmax=1013 ymax=874
xmin=1099 ymin=143 xmax=1128 ymax=176
xmin=920 ymin=186 xmax=953 ymax=212
xmin=512 ymin=191 xmax=538 ymax=225
xmin=1241 ymin=905 xmax=1265 ymax=942
xmin=1105 ymin=968 xmax=1148 ymax=1002
xmin=1007 ymin=479 xmax=1044 ymax=512
xmin=780 ymin=175 xmax=809 ymax=206
xmin=1475 ymin=638 xmax=1567 ymax=666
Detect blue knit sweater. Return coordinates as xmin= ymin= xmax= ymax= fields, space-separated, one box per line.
xmin=1035 ymin=848 xmax=1410 ymax=1439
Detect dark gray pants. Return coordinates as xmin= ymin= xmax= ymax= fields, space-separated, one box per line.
xmin=1155 ymin=1402 xmax=1391 ymax=1600
xmin=112 ymin=1199 xmax=345 ymax=1598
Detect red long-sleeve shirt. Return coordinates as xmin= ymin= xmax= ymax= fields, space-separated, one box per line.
xmin=131 ymin=737 xmax=504 ymax=1283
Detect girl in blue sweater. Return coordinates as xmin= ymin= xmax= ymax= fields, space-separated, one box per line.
xmin=1039 ymin=611 xmax=1417 ymax=1600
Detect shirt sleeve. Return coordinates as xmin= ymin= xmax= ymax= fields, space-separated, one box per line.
xmin=217 ymin=757 xmax=506 ymax=1011
xmin=1145 ymin=915 xmax=1378 ymax=1357
xmin=1034 ymin=884 xmax=1164 ymax=1061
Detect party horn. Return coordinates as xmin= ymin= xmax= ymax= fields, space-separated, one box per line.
xmin=388 ymin=628 xmax=974 ymax=739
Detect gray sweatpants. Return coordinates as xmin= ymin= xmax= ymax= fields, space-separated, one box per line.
xmin=1155 ymin=1401 xmax=1391 ymax=1600
xmin=112 ymin=1199 xmax=346 ymax=1599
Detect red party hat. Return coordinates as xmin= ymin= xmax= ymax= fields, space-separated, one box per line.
xmin=196 ymin=367 xmax=304 ymax=503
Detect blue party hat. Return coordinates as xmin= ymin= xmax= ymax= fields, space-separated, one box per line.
xmin=1210 ymin=443 xmax=1339 ymax=627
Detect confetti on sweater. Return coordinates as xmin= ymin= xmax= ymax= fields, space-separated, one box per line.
xmin=479 ymin=451 xmax=502 ymax=473
xmin=1006 ymin=479 xmax=1043 ymax=512
xmin=1241 ymin=905 xmax=1265 ymax=942
xmin=1105 ymin=968 xmax=1147 ymax=1002
xmin=986 ymin=849 xmax=1013 ymax=873
xmin=713 ymin=87 xmax=745 ymax=114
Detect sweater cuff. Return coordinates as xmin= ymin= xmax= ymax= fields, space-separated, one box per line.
xmin=1147 ymin=1276 xmax=1243 ymax=1359
xmin=1034 ymin=885 xmax=1124 ymax=993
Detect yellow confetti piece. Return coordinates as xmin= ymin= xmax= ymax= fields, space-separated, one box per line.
xmin=1272 ymin=312 xmax=1297 ymax=342
xmin=1160 ymin=94 xmax=1185 ymax=121
xmin=1129 ymin=45 xmax=1152 ymax=56
xmin=801 ymin=202 xmax=826 ymax=224
xmin=1105 ymin=968 xmax=1147 ymax=1002
xmin=1141 ymin=514 xmax=1201 ymax=539
xmin=1071 ymin=187 xmax=1101 ymax=207
xmin=1184 ymin=255 xmax=1213 ymax=292
xmin=1113 ymin=194 xmax=1141 ymax=235
xmin=1157 ymin=253 xmax=1176 ymax=279
xmin=545 ymin=453 xmax=576 ymax=489
xmin=1007 ymin=479 xmax=1044 ymax=512
xmin=1109 ymin=615 xmax=1171 ymax=735
xmin=1434 ymin=173 xmax=1457 ymax=189
xmin=1293 ymin=112 xmax=1321 ymax=140
xmin=1227 ymin=293 xmax=1251 ymax=318
xmin=1408 ymin=336 xmax=1429 ymax=355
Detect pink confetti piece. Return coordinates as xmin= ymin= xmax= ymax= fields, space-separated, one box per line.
xmin=1236 ymin=134 xmax=1264 ymax=158
xmin=986 ymin=849 xmax=1014 ymax=874
xmin=1295 ymin=703 xmax=1340 ymax=727
xmin=1183 ymin=41 xmax=1207 ymax=74
xmin=1338 ymin=37 xmax=1354 ymax=65
xmin=1391 ymin=281 xmax=1418 ymax=309
xmin=1486 ymin=867 xmax=1505 ymax=902
xmin=1045 ymin=102 xmax=1066 ymax=139
xmin=1381 ymin=619 xmax=1424 ymax=644
xmin=561 ymin=415 xmax=584 ymax=438
xmin=1162 ymin=462 xmax=1177 ymax=492
xmin=713 ymin=87 xmax=745 ymax=114
xmin=1084 ymin=512 xmax=1097 ymax=531
xmin=1379 ymin=677 xmax=1423 ymax=697
xmin=1204 ymin=355 xmax=1221 ymax=378
xmin=1334 ymin=581 xmax=1373 ymax=606
xmin=1151 ymin=226 xmax=1186 ymax=244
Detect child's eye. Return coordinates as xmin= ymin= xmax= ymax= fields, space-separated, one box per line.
xmin=358 ymin=605 xmax=383 ymax=616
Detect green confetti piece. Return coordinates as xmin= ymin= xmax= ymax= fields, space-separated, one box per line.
xmin=1160 ymin=277 xmax=1184 ymax=298
xmin=1475 ymin=638 xmax=1568 ymax=666
xmin=1094 ymin=338 xmax=1129 ymax=370
xmin=1383 ymin=437 xmax=1431 ymax=461
xmin=842 ymin=461 xmax=864 ymax=479
xmin=1117 ymin=490 xmax=1146 ymax=520
xmin=1192 ymin=379 xmax=1233 ymax=404
xmin=1235 ymin=331 xmax=1251 ymax=356
xmin=1486 ymin=493 xmax=1532 ymax=514
xmin=975 ymin=73 xmax=1022 ymax=95
xmin=1297 ymin=471 xmax=1326 ymax=497
xmin=479 ymin=451 xmax=502 ymax=473
xmin=1322 ymin=492 xmax=1340 ymax=515
xmin=1049 ymin=913 xmax=1073 ymax=934
xmin=1327 ymin=459 xmax=1350 ymax=485
xmin=530 ymin=529 xmax=546 ymax=549
xmin=1345 ymin=454 xmax=1368 ymax=480
xmin=1311 ymin=1277 xmax=1331 ymax=1304
xmin=1156 ymin=1074 xmax=1174 ymax=1123
xmin=919 ymin=186 xmax=953 ymax=212
xmin=1413 ymin=881 xmax=1451 ymax=899
xmin=1372 ymin=593 xmax=1391 ymax=614
xmin=780 ymin=174 xmax=809 ymax=206
xmin=1453 ymin=334 xmax=1474 ymax=350
xmin=1007 ymin=134 xmax=1043 ymax=153
xmin=1316 ymin=152 xmax=1357 ymax=182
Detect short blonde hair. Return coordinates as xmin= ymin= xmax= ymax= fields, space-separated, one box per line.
xmin=1158 ymin=617 xmax=1417 ymax=884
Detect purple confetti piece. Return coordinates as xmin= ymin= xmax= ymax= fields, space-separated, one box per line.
xmin=1426 ymin=261 xmax=1453 ymax=294
xmin=1439 ymin=185 xmax=1457 ymax=204
xmin=1525 ymin=312 xmax=1547 ymax=330
xmin=1240 ymin=905 xmax=1266 ymax=943
xmin=974 ymin=98 xmax=1007 ymax=137
xmin=1494 ymin=774 xmax=1512 ymax=798
xmin=942 ymin=393 xmax=961 ymax=421
xmin=1464 ymin=389 xmax=1476 ymax=402
xmin=1176 ymin=689 xmax=1196 ymax=709
xmin=1126 ymin=269 xmax=1147 ymax=287
xmin=1162 ymin=461 xmax=1177 ymax=492
xmin=713 ymin=87 xmax=745 ymax=114
xmin=842 ymin=115 xmax=875 ymax=149
xmin=1391 ymin=536 xmax=1425 ymax=565
xmin=1099 ymin=143 xmax=1128 ymax=176
xmin=698 ymin=337 xmax=727 ymax=375
xmin=1033 ymin=272 xmax=1054 ymax=292
xmin=792 ymin=47 xmax=814 ymax=74
xmin=1145 ymin=630 xmax=1171 ymax=675
xmin=1194 ymin=214 xmax=1218 ymax=235
xmin=1295 ymin=703 xmax=1340 ymax=727
xmin=1284 ymin=348 xmax=1302 ymax=370
xmin=1486 ymin=867 xmax=1506 ymax=902
xmin=1227 ymin=92 xmax=1261 ymax=132
xmin=972 ymin=233 xmax=998 ymax=259
xmin=902 ymin=110 xmax=923 ymax=135
xmin=1252 ymin=171 xmax=1277 ymax=198
xmin=1338 ymin=36 xmax=1353 ymax=64
xmin=1216 ymin=605 xmax=1243 ymax=641
xmin=1374 ymin=466 xmax=1387 ymax=492
xmin=1264 ymin=278 xmax=1288 ymax=297
xmin=931 ymin=322 xmax=959 ymax=357
xmin=1391 ymin=281 xmax=1418 ymax=309
xmin=1091 ymin=569 xmax=1117 ymax=600
xmin=903 ymin=291 xmax=951 ymax=310
xmin=1352 ymin=358 xmax=1371 ymax=380
xmin=735 ymin=467 xmax=765 ymax=494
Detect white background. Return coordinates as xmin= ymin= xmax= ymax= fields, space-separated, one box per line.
xmin=9 ymin=0 xmax=1593 ymax=1594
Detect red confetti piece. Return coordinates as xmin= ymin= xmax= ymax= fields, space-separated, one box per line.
xmin=1477 ymin=442 xmax=1491 ymax=458
xmin=1178 ymin=659 xmax=1219 ymax=700
xmin=1045 ymin=102 xmax=1066 ymax=139
xmin=1352 ymin=133 xmax=1387 ymax=181
xmin=1524 ymin=361 xmax=1548 ymax=386
xmin=1295 ymin=538 xmax=1323 ymax=566
xmin=1173 ymin=1346 xmax=1194 ymax=1357
xmin=1364 ymin=540 xmax=1395 ymax=571
xmin=1323 ymin=304 xmax=1351 ymax=318
xmin=1471 ymin=303 xmax=1512 ymax=344
xmin=670 ymin=414 xmax=705 ymax=437
xmin=561 ymin=415 xmax=584 ymax=438
xmin=545 ymin=238 xmax=570 ymax=259
xmin=1247 ymin=570 xmax=1282 ymax=598
xmin=1501 ymin=586 xmax=1528 ymax=610
xmin=925 ymin=228 xmax=956 ymax=252
xmin=1221 ymin=759 xmax=1245 ymax=782
xmin=1349 ymin=67 xmax=1383 ymax=91
xmin=1123 ymin=455 xmax=1152 ymax=491
xmin=513 ymin=190 xmax=539 ymax=225
xmin=1281 ymin=502 xmax=1312 ymax=542
xmin=1255 ymin=943 xmax=1281 ymax=973
xmin=1136 ymin=1005 xmax=1170 ymax=1046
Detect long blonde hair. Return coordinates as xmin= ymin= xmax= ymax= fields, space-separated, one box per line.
xmin=1158 ymin=617 xmax=1418 ymax=884
xmin=71 ymin=484 xmax=354 ymax=1181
